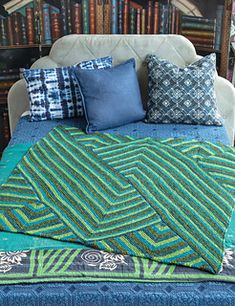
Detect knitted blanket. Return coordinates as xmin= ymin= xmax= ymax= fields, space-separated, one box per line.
xmin=0 ymin=126 xmax=235 ymax=274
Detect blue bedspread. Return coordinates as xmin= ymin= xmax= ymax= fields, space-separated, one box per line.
xmin=10 ymin=115 xmax=230 ymax=145
xmin=1 ymin=116 xmax=234 ymax=306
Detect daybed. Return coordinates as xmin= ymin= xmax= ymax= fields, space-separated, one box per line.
xmin=0 ymin=34 xmax=235 ymax=305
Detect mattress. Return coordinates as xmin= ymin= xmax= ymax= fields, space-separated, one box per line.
xmin=1 ymin=116 xmax=235 ymax=306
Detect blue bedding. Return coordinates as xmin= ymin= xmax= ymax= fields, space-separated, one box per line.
xmin=1 ymin=116 xmax=234 ymax=306
xmin=10 ymin=115 xmax=230 ymax=145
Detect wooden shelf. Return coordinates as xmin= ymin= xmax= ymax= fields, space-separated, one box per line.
xmin=0 ymin=44 xmax=52 ymax=50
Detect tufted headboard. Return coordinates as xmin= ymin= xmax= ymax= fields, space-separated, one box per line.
xmin=8 ymin=34 xmax=235 ymax=144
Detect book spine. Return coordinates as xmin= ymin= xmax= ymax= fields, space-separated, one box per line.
xmin=111 ymin=0 xmax=118 ymax=34
xmin=159 ymin=4 xmax=169 ymax=34
xmin=0 ymin=75 xmax=19 ymax=81
xmin=123 ymin=0 xmax=129 ymax=34
xmin=181 ymin=22 xmax=216 ymax=31
xmin=181 ymin=15 xmax=216 ymax=25
xmin=153 ymin=1 xmax=159 ymax=34
xmin=0 ymin=18 xmax=8 ymax=46
xmin=96 ymin=0 xmax=103 ymax=34
xmin=0 ymin=81 xmax=16 ymax=88
xmin=42 ymin=3 xmax=52 ymax=45
xmin=67 ymin=0 xmax=72 ymax=34
xmin=185 ymin=35 xmax=215 ymax=45
xmin=89 ymin=0 xmax=96 ymax=34
xmin=35 ymin=0 xmax=43 ymax=45
xmin=146 ymin=1 xmax=152 ymax=34
xmin=12 ymin=12 xmax=22 ymax=45
xmin=21 ymin=15 xmax=28 ymax=45
xmin=136 ymin=8 xmax=141 ymax=34
xmin=82 ymin=0 xmax=90 ymax=34
xmin=181 ymin=30 xmax=216 ymax=39
xmin=104 ymin=0 xmax=111 ymax=34
xmin=215 ymin=5 xmax=224 ymax=50
xmin=7 ymin=16 xmax=14 ymax=46
xmin=129 ymin=7 xmax=136 ymax=34
xmin=118 ymin=0 xmax=123 ymax=34
xmin=175 ymin=8 xmax=180 ymax=34
xmin=141 ymin=8 xmax=146 ymax=34
xmin=194 ymin=42 xmax=215 ymax=49
xmin=72 ymin=3 xmax=82 ymax=34
xmin=170 ymin=5 xmax=176 ymax=34
xmin=51 ymin=13 xmax=61 ymax=42
xmin=26 ymin=7 xmax=35 ymax=45
xmin=60 ymin=0 xmax=68 ymax=35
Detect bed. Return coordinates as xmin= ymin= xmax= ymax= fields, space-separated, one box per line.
xmin=1 ymin=34 xmax=235 ymax=305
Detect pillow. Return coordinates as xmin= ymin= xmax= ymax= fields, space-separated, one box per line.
xmin=23 ymin=56 xmax=112 ymax=121
xmin=73 ymin=58 xmax=146 ymax=133
xmin=145 ymin=53 xmax=222 ymax=126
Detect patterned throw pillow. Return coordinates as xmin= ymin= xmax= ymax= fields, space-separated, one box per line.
xmin=145 ymin=53 xmax=221 ymax=126
xmin=23 ymin=56 xmax=112 ymax=121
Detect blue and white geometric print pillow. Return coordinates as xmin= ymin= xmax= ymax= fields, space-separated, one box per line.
xmin=23 ymin=56 xmax=112 ymax=121
xmin=145 ymin=53 xmax=222 ymax=126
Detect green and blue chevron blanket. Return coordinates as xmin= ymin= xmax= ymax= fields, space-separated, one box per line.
xmin=0 ymin=126 xmax=235 ymax=275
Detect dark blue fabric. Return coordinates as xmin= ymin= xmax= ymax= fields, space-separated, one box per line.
xmin=1 ymin=281 xmax=235 ymax=306
xmin=73 ymin=58 xmax=146 ymax=133
xmin=9 ymin=116 xmax=230 ymax=146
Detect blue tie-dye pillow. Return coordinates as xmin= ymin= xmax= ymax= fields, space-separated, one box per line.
xmin=23 ymin=56 xmax=112 ymax=121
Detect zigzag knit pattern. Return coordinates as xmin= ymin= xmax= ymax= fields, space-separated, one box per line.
xmin=0 ymin=126 xmax=235 ymax=274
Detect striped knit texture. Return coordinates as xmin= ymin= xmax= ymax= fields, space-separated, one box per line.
xmin=0 ymin=126 xmax=235 ymax=274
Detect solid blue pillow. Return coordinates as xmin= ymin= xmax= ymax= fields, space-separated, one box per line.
xmin=73 ymin=58 xmax=146 ymax=133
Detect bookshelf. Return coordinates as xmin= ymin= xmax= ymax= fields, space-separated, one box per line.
xmin=0 ymin=0 xmax=233 ymax=154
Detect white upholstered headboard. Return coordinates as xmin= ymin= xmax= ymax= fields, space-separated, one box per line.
xmin=8 ymin=34 xmax=235 ymax=144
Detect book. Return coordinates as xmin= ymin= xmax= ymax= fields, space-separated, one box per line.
xmin=82 ymin=0 xmax=90 ymax=34
xmin=181 ymin=30 xmax=216 ymax=39
xmin=194 ymin=42 xmax=215 ymax=49
xmin=3 ymin=0 xmax=22 ymax=11
xmin=129 ymin=6 xmax=136 ymax=34
xmin=26 ymin=6 xmax=35 ymax=45
xmin=175 ymin=8 xmax=180 ymax=34
xmin=123 ymin=0 xmax=129 ymax=34
xmin=153 ymin=1 xmax=159 ymax=34
xmin=215 ymin=4 xmax=224 ymax=50
xmin=21 ymin=15 xmax=27 ymax=45
xmin=118 ymin=0 xmax=123 ymax=34
xmin=0 ymin=81 xmax=16 ymax=88
xmin=42 ymin=3 xmax=52 ymax=45
xmin=141 ymin=8 xmax=146 ymax=34
xmin=181 ymin=22 xmax=216 ymax=32
xmin=111 ymin=0 xmax=118 ymax=34
xmin=159 ymin=3 xmax=169 ymax=34
xmin=181 ymin=15 xmax=216 ymax=25
xmin=60 ymin=0 xmax=68 ymax=36
xmin=185 ymin=35 xmax=215 ymax=45
xmin=0 ymin=17 xmax=8 ymax=46
xmin=51 ymin=13 xmax=61 ymax=42
xmin=146 ymin=0 xmax=152 ymax=34
xmin=72 ymin=3 xmax=82 ymax=34
xmin=136 ymin=8 xmax=141 ymax=34
xmin=67 ymin=0 xmax=72 ymax=34
xmin=12 ymin=12 xmax=22 ymax=45
xmin=104 ymin=0 xmax=111 ymax=34
xmin=89 ymin=0 xmax=96 ymax=34
xmin=7 ymin=16 xmax=14 ymax=45
xmin=4 ymin=0 xmax=32 ymax=14
xmin=96 ymin=0 xmax=104 ymax=34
